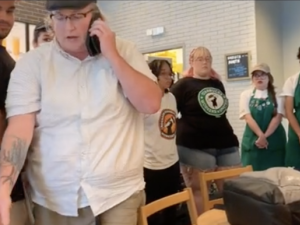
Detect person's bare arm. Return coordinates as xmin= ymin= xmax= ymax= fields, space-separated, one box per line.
xmin=285 ymin=96 xmax=300 ymax=137
xmin=0 ymin=110 xmax=6 ymax=144
xmin=0 ymin=113 xmax=35 ymax=196
xmin=243 ymin=114 xmax=264 ymax=137
xmin=109 ymin=54 xmax=161 ymax=114
xmin=264 ymin=114 xmax=282 ymax=138
xmin=89 ymin=21 xmax=161 ymax=114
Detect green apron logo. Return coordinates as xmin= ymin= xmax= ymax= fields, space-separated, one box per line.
xmin=198 ymin=87 xmax=228 ymax=117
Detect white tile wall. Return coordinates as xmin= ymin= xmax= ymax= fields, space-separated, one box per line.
xmin=98 ymin=0 xmax=257 ymax=143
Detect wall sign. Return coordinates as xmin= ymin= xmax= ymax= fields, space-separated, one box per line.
xmin=225 ymin=52 xmax=251 ymax=81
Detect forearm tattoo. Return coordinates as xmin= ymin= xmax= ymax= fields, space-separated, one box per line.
xmin=0 ymin=137 xmax=27 ymax=188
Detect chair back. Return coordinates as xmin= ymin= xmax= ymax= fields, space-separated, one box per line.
xmin=139 ymin=188 xmax=198 ymax=225
xmin=199 ymin=165 xmax=253 ymax=212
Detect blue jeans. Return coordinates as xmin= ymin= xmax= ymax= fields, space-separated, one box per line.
xmin=177 ymin=145 xmax=241 ymax=170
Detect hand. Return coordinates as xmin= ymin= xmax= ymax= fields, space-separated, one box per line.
xmin=0 ymin=195 xmax=11 ymax=225
xmin=89 ymin=19 xmax=119 ymax=61
xmin=255 ymin=134 xmax=268 ymax=149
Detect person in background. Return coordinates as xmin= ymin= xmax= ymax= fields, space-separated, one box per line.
xmin=170 ymin=47 xmax=240 ymax=215
xmin=239 ymin=63 xmax=286 ymax=171
xmin=144 ymin=59 xmax=180 ymax=225
xmin=0 ymin=0 xmax=161 ymax=225
xmin=32 ymin=21 xmax=53 ymax=48
xmin=0 ymin=1 xmax=30 ymax=225
xmin=281 ymin=47 xmax=300 ymax=170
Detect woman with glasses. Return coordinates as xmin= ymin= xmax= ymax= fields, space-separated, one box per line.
xmin=239 ymin=63 xmax=286 ymax=171
xmin=170 ymin=47 xmax=240 ymax=215
xmin=144 ymin=59 xmax=180 ymax=225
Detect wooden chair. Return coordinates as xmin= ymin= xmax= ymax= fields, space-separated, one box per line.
xmin=197 ymin=209 xmax=229 ymax=225
xmin=199 ymin=165 xmax=253 ymax=212
xmin=139 ymin=188 xmax=198 ymax=225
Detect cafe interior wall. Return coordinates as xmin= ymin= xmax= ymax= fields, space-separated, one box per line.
xmin=281 ymin=1 xmax=300 ymax=134
xmin=98 ymin=1 xmax=257 ymax=142
xmin=255 ymin=1 xmax=300 ymax=133
xmin=281 ymin=1 xmax=300 ymax=81
xmin=255 ymin=0 xmax=288 ymax=132
xmin=281 ymin=1 xmax=300 ymax=133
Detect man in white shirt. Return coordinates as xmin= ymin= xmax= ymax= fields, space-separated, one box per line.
xmin=0 ymin=1 xmax=161 ymax=225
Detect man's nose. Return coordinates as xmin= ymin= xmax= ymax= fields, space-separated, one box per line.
xmin=65 ymin=19 xmax=75 ymax=31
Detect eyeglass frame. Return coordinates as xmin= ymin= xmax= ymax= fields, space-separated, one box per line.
xmin=50 ymin=9 xmax=94 ymax=22
xmin=193 ymin=56 xmax=212 ymax=63
xmin=252 ymin=71 xmax=268 ymax=79
xmin=158 ymin=71 xmax=174 ymax=79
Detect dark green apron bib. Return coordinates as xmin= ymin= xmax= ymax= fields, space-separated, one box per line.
xmin=241 ymin=89 xmax=286 ymax=171
xmin=286 ymin=74 xmax=300 ymax=168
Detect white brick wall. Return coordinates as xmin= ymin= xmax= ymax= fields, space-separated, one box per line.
xmin=98 ymin=1 xmax=257 ymax=143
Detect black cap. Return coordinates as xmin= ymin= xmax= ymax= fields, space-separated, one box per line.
xmin=35 ymin=21 xmax=46 ymax=31
xmin=46 ymin=0 xmax=96 ymax=11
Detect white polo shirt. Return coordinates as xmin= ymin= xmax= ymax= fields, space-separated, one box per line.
xmin=144 ymin=92 xmax=178 ymax=170
xmin=281 ymin=72 xmax=300 ymax=97
xmin=6 ymin=38 xmax=156 ymax=216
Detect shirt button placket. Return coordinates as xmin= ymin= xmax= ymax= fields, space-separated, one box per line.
xmin=79 ymin=65 xmax=89 ymax=172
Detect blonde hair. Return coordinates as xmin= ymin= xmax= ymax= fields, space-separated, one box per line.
xmin=183 ymin=46 xmax=221 ymax=80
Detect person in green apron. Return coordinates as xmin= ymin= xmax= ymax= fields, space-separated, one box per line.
xmin=281 ymin=50 xmax=300 ymax=169
xmin=239 ymin=63 xmax=286 ymax=171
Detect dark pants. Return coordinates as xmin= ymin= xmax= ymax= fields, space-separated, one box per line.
xmin=144 ymin=161 xmax=181 ymax=225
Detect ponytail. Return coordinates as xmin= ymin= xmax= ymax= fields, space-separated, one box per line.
xmin=182 ymin=67 xmax=193 ymax=77
xmin=211 ymin=68 xmax=221 ymax=80
xmin=267 ymin=74 xmax=277 ymax=116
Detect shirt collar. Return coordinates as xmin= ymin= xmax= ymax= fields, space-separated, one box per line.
xmin=52 ymin=38 xmax=95 ymax=62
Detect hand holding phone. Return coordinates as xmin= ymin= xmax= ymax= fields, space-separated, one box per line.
xmin=86 ymin=11 xmax=101 ymax=56
xmin=87 ymin=12 xmax=118 ymax=61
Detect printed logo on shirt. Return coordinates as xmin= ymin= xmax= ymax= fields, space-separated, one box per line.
xmin=159 ymin=109 xmax=176 ymax=139
xmin=197 ymin=87 xmax=228 ymax=117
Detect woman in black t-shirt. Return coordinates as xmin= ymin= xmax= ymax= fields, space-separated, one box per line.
xmin=170 ymin=47 xmax=240 ymax=215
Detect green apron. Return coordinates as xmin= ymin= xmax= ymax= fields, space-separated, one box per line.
xmin=286 ymin=74 xmax=300 ymax=169
xmin=241 ymin=89 xmax=286 ymax=171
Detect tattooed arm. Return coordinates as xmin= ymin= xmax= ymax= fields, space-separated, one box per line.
xmin=0 ymin=113 xmax=35 ymax=195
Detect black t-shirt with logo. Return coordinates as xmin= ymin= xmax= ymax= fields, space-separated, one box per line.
xmin=170 ymin=77 xmax=239 ymax=150
xmin=0 ymin=46 xmax=25 ymax=202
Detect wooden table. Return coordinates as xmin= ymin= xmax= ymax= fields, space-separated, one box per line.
xmin=197 ymin=209 xmax=229 ymax=225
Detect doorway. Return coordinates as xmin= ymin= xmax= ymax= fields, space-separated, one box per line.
xmin=144 ymin=47 xmax=184 ymax=82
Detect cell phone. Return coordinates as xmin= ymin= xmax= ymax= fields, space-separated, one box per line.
xmin=86 ymin=11 xmax=101 ymax=56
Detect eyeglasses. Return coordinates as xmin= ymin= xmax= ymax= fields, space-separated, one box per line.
xmin=252 ymin=72 xmax=267 ymax=79
xmin=159 ymin=72 xmax=174 ymax=79
xmin=194 ymin=57 xmax=212 ymax=63
xmin=50 ymin=9 xmax=93 ymax=22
